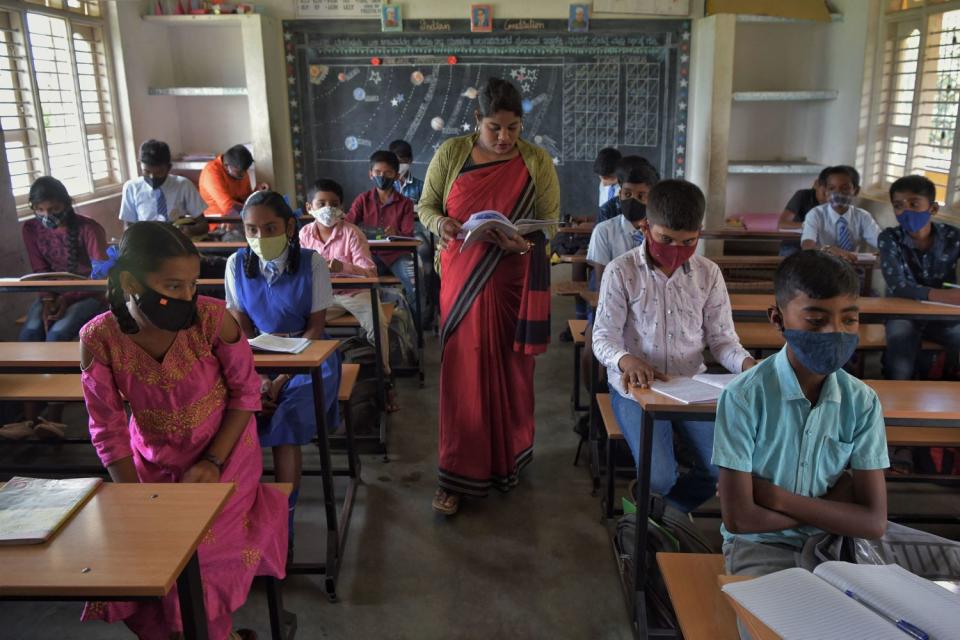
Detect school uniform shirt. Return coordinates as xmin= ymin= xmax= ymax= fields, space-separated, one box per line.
xmin=199 ymin=155 xmax=254 ymax=217
xmin=586 ymin=214 xmax=644 ymax=266
xmin=712 ymin=347 xmax=889 ymax=547
xmin=878 ymin=222 xmax=960 ymax=300
xmin=223 ymin=248 xmax=335 ymax=314
xmin=599 ymin=181 xmax=620 ymax=208
xmin=784 ymin=188 xmax=820 ymax=223
xmin=395 ymin=174 xmax=424 ymax=204
xmin=592 ymin=242 xmax=750 ymax=400
xmin=299 ymin=220 xmax=377 ymax=279
xmin=346 ymin=188 xmax=415 ymax=266
xmin=119 ymin=175 xmax=206 ymax=223
xmin=800 ymin=203 xmax=882 ymax=250
xmin=596 ymin=196 xmax=621 ymax=223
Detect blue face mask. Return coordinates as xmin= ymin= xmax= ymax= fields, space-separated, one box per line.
xmin=897 ymin=209 xmax=932 ymax=234
xmin=829 ymin=192 xmax=854 ymax=209
xmin=783 ymin=329 xmax=859 ymax=375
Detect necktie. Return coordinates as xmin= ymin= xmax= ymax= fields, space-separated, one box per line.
xmin=263 ymin=260 xmax=281 ymax=285
xmin=632 ymin=231 xmax=644 ymax=248
xmin=836 ymin=216 xmax=854 ymax=251
xmin=608 ymin=184 xmax=616 ymax=202
xmin=155 ymin=188 xmax=168 ymax=221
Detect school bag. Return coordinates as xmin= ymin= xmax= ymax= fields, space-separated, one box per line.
xmin=337 ymin=337 xmax=381 ymax=438
xmin=613 ymin=494 xmax=716 ymax=631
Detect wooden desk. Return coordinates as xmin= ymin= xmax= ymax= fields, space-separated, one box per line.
xmin=0 ymin=339 xmax=356 ymax=601
xmin=553 ymin=280 xmax=589 ymax=296
xmin=866 ymin=380 xmax=960 ymax=426
xmin=0 ymin=278 xmax=223 ymax=294
xmin=556 ymin=223 xmax=594 ymax=235
xmin=568 ymin=319 xmax=588 ymax=414
xmin=710 ymin=254 xmax=875 ymax=268
xmin=0 ymin=483 xmax=233 ymax=639
xmin=731 ymin=293 xmax=960 ymax=322
xmin=559 ymin=254 xmax=588 ymax=264
xmin=656 ymin=553 xmax=740 ymax=640
xmin=0 ymin=373 xmax=82 ymax=401
xmin=701 ymin=227 xmax=801 ymax=241
xmin=579 ymin=290 xmax=599 ymax=309
xmin=717 ymin=575 xmax=780 ymax=640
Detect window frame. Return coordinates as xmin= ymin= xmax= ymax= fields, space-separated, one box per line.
xmin=867 ymin=1 xmax=960 ymax=209
xmin=0 ymin=0 xmax=124 ymax=209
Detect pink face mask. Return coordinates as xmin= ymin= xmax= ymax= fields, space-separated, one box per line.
xmin=646 ymin=235 xmax=698 ymax=272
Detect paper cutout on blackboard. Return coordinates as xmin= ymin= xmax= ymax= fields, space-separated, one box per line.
xmin=410 ymin=70 xmax=425 ymax=85
xmin=337 ymin=69 xmax=359 ymax=82
xmin=521 ymin=98 xmax=533 ymax=113
xmin=309 ymin=65 xmax=329 ymax=85
xmin=509 ymin=66 xmax=539 ymax=93
xmin=369 ymin=70 xmax=382 ymax=84
xmin=462 ymin=87 xmax=478 ymax=99
xmin=430 ymin=117 xmax=445 ymax=131
xmin=461 ymin=123 xmax=473 ymax=131
xmin=390 ymin=94 xmax=404 ymax=107
xmin=353 ymin=87 xmax=367 ymax=101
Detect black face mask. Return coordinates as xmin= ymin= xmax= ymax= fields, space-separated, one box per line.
xmin=135 ymin=283 xmax=197 ymax=332
xmin=621 ymin=198 xmax=646 ymax=223
xmin=36 ymin=209 xmax=69 ymax=229
xmin=146 ymin=175 xmax=167 ymax=189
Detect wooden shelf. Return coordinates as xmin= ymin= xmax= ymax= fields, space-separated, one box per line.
xmin=148 ymin=87 xmax=247 ymax=97
xmin=732 ymin=90 xmax=838 ymax=102
xmin=172 ymin=160 xmax=211 ymax=170
xmin=736 ymin=13 xmax=843 ymax=24
xmin=141 ymin=14 xmax=260 ymax=25
xmin=728 ymin=161 xmax=822 ymax=175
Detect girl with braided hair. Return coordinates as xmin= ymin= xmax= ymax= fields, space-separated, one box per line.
xmin=224 ymin=190 xmax=341 ymax=554
xmin=78 ymin=221 xmax=287 ymax=639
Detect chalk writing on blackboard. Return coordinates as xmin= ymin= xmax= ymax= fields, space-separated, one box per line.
xmin=296 ymin=0 xmax=380 ymax=18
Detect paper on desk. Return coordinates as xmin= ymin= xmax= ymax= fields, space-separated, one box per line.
xmin=248 ymin=334 xmax=311 ymax=354
xmin=921 ymin=300 xmax=960 ymax=308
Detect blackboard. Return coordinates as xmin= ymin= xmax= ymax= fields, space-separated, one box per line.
xmin=282 ymin=18 xmax=691 ymax=217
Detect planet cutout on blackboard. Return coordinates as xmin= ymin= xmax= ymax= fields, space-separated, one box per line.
xmin=337 ymin=72 xmax=347 ymax=82
xmin=522 ymin=98 xmax=533 ymax=113
xmin=344 ymin=136 xmax=359 ymax=150
xmin=353 ymin=88 xmax=366 ymax=101
xmin=430 ymin=117 xmax=445 ymax=131
xmin=461 ymin=87 xmax=478 ymax=99
xmin=410 ymin=70 xmax=425 ymax=86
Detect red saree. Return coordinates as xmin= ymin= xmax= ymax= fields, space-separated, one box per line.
xmin=438 ymin=154 xmax=546 ymax=496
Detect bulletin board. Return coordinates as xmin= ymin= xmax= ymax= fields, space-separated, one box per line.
xmin=282 ymin=18 xmax=691 ymax=215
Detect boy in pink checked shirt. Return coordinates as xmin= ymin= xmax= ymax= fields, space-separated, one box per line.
xmin=592 ymin=180 xmax=756 ymax=513
xmin=299 ymin=179 xmax=398 ymax=411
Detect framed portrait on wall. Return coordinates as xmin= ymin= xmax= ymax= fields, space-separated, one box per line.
xmin=569 ymin=4 xmax=590 ymax=31
xmin=381 ymin=4 xmax=402 ymax=31
xmin=470 ymin=4 xmax=493 ymax=32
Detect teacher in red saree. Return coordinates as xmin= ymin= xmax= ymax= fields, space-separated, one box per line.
xmin=419 ymin=78 xmax=560 ymax=516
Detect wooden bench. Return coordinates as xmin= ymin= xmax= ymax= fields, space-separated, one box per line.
xmin=553 ymin=280 xmax=589 ymax=296
xmin=568 ymin=319 xmax=587 ymax=345
xmin=596 ymin=393 xmax=628 ymax=519
xmin=657 ymin=553 xmax=740 ymax=640
xmin=736 ymin=322 xmax=943 ymax=351
xmin=0 ymin=373 xmax=83 ymax=401
xmin=596 ymin=393 xmax=623 ymax=441
xmin=338 ymin=363 xmax=360 ymax=403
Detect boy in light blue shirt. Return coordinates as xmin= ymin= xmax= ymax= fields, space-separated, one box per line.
xmin=713 ymin=250 xmax=889 ymax=579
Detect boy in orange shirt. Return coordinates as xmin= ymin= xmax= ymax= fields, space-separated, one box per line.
xmin=199 ymin=144 xmax=269 ymax=218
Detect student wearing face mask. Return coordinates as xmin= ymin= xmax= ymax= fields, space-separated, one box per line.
xmin=199 ymin=144 xmax=269 ymax=219
xmin=592 ymin=180 xmax=755 ymax=514
xmin=119 ymin=140 xmax=207 ymax=233
xmin=225 ymin=191 xmax=341 ymax=556
xmin=346 ymin=149 xmax=419 ymax=314
xmin=596 ymin=155 xmax=660 ymax=223
xmin=594 ymin=147 xmax=622 ymax=208
xmin=300 ymin=178 xmax=398 ymax=411
xmin=77 ymin=221 xmax=287 ymax=640
xmin=878 ymin=175 xmax=960 ymax=380
xmin=800 ymin=165 xmax=882 ymax=263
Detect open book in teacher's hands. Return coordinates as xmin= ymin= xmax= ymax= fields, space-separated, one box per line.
xmin=456 ymin=210 xmax=554 ymax=253
xmin=722 ymin=561 xmax=960 ymax=640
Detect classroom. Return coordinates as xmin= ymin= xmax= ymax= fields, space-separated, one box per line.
xmin=0 ymin=0 xmax=959 ymax=638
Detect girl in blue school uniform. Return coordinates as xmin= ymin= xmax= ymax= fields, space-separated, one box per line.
xmin=224 ymin=190 xmax=341 ymax=553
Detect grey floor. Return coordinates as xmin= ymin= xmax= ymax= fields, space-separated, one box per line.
xmin=1 ymin=294 xmax=958 ymax=639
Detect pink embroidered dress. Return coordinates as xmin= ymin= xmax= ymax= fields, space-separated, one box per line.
xmin=79 ymin=296 xmax=287 ymax=640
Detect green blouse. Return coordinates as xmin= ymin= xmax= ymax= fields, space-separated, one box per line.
xmin=417 ymin=133 xmax=561 ymax=239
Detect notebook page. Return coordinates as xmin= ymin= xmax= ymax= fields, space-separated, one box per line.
xmin=692 ymin=373 xmax=739 ymax=389
xmin=815 ymin=562 xmax=960 ymax=640
xmin=722 ymin=568 xmax=902 ymax=639
xmin=248 ymin=335 xmax=311 ymax=354
xmin=649 ymin=377 xmax=722 ymax=404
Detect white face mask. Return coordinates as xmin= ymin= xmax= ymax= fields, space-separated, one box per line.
xmin=317 ymin=205 xmax=344 ymax=228
xmin=398 ymin=163 xmax=411 ymax=177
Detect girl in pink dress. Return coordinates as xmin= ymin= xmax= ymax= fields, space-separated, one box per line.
xmin=79 ymin=221 xmax=287 ymax=640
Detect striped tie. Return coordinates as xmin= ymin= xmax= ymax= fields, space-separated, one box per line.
xmin=155 ymin=188 xmax=168 ymax=221
xmin=836 ymin=216 xmax=854 ymax=251
xmin=608 ymin=184 xmax=616 ymax=202
xmin=632 ymin=231 xmax=644 ymax=248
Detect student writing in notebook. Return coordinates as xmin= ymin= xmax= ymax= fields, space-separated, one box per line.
xmin=592 ymin=180 xmax=755 ymax=513
xmin=800 ymin=165 xmax=882 ymax=263
xmin=877 ymin=175 xmax=960 ymax=380
xmin=713 ymin=251 xmax=889 ymax=585
xmin=79 ymin=222 xmax=286 ymax=639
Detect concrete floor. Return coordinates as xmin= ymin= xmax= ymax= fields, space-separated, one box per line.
xmin=1 ymin=294 xmax=958 ymax=639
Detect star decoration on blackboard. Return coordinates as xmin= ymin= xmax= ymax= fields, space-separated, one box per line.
xmin=461 ymin=122 xmax=472 ymax=131
xmin=369 ymin=70 xmax=382 ymax=85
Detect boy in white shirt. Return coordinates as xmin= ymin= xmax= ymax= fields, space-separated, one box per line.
xmin=119 ymin=139 xmax=207 ymax=234
xmin=592 ymin=179 xmax=756 ymax=512
xmin=594 ymin=147 xmax=622 ymax=207
xmin=800 ymin=165 xmax=882 ymax=263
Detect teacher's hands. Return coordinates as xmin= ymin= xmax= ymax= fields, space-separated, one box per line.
xmin=438 ymin=217 xmax=463 ymax=250
xmin=489 ymin=228 xmax=531 ymax=254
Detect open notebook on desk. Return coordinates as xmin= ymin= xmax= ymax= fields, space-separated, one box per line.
xmin=722 ymin=562 xmax=960 ymax=640
xmin=650 ymin=373 xmax=738 ymax=404
xmin=248 ymin=334 xmax=311 ymax=354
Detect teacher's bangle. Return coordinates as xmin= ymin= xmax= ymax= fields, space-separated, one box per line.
xmin=519 ymin=241 xmax=533 ymax=255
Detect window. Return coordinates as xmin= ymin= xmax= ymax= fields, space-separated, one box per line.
xmin=0 ymin=0 xmax=119 ymax=204
xmin=870 ymin=2 xmax=960 ymax=206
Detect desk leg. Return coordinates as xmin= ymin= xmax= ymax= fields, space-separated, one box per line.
xmin=310 ymin=366 xmax=340 ymax=601
xmin=572 ymin=342 xmax=582 ymax=415
xmin=632 ymin=410 xmax=655 ymax=640
xmin=369 ymin=285 xmax=388 ymax=456
xmin=266 ymin=576 xmax=297 ymax=640
xmin=588 ymin=353 xmax=600 ymax=495
xmin=177 ymin=551 xmax=209 ymax=640
xmin=412 ymin=246 xmax=424 ymax=388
